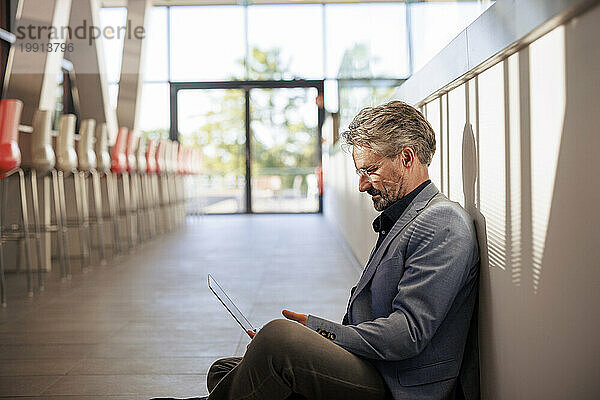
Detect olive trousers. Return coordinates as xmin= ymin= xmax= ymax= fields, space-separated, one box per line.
xmin=206 ymin=319 xmax=389 ymax=400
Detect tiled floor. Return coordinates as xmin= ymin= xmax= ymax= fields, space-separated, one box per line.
xmin=0 ymin=214 xmax=361 ymax=399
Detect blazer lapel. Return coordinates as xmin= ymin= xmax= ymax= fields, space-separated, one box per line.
xmin=348 ymin=183 xmax=440 ymax=306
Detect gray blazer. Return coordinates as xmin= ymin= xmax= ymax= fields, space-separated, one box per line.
xmin=307 ymin=182 xmax=480 ymax=400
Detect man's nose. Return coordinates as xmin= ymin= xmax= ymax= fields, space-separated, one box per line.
xmin=358 ymin=175 xmax=372 ymax=192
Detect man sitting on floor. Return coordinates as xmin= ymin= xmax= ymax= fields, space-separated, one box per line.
xmin=156 ymin=100 xmax=480 ymax=400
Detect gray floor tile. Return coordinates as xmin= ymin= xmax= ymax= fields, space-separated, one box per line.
xmin=0 ymin=359 xmax=79 ymax=377
xmin=0 ymin=376 xmax=62 ymax=397
xmin=42 ymin=375 xmax=207 ymax=397
xmin=87 ymin=341 xmax=239 ymax=359
xmin=0 ymin=321 xmax=127 ymax=334
xmin=0 ymin=344 xmax=93 ymax=360
xmin=68 ymin=357 xmax=216 ymax=375
xmin=0 ymin=331 xmax=113 ymax=345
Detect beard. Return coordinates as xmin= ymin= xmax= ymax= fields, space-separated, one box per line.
xmin=369 ymin=187 xmax=394 ymax=211
xmin=368 ymin=174 xmax=405 ymax=211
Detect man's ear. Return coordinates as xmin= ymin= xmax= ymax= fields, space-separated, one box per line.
xmin=400 ymin=148 xmax=416 ymax=168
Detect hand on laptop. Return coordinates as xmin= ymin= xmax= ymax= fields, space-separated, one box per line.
xmin=245 ymin=310 xmax=307 ymax=342
xmin=282 ymin=309 xmax=307 ymax=326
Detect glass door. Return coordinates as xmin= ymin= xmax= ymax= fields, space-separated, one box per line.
xmin=172 ymin=80 xmax=324 ymax=214
xmin=177 ymin=89 xmax=247 ymax=214
xmin=250 ymin=87 xmax=320 ymax=213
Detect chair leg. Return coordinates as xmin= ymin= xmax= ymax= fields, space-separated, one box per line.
xmin=51 ymin=170 xmax=67 ymax=280
xmin=178 ymin=175 xmax=185 ymax=225
xmin=18 ymin=169 xmax=33 ymax=297
xmin=156 ymin=175 xmax=163 ymax=234
xmin=167 ymin=175 xmax=173 ymax=231
xmin=143 ymin=175 xmax=153 ymax=239
xmin=159 ymin=175 xmax=167 ymax=233
xmin=73 ymin=172 xmax=89 ymax=271
xmin=156 ymin=175 xmax=167 ymax=234
xmin=30 ymin=170 xmax=45 ymax=291
xmin=166 ymin=175 xmax=172 ymax=230
xmin=58 ymin=171 xmax=72 ymax=279
xmin=135 ymin=174 xmax=144 ymax=244
xmin=0 ymin=179 xmax=6 ymax=307
xmin=151 ymin=175 xmax=159 ymax=236
xmin=81 ymin=173 xmax=92 ymax=267
xmin=91 ymin=170 xmax=106 ymax=265
xmin=121 ymin=173 xmax=134 ymax=250
xmin=107 ymin=172 xmax=121 ymax=255
xmin=143 ymin=175 xmax=152 ymax=238
xmin=128 ymin=173 xmax=138 ymax=244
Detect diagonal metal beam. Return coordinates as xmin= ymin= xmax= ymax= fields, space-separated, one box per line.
xmin=67 ymin=0 xmax=118 ymax=142
xmin=116 ymin=0 xmax=151 ymax=134
xmin=3 ymin=0 xmax=72 ymax=125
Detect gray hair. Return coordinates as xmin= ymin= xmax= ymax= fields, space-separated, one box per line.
xmin=341 ymin=101 xmax=436 ymax=166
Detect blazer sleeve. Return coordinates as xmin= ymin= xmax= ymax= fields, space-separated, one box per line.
xmin=306 ymin=206 xmax=477 ymax=361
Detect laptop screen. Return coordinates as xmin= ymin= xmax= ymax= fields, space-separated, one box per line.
xmin=208 ymin=274 xmax=256 ymax=334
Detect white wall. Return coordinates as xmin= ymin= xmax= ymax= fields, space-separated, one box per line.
xmin=324 ymin=3 xmax=600 ymax=398
xmin=323 ymin=147 xmax=377 ymax=266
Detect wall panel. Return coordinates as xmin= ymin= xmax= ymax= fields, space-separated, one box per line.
xmin=425 ymin=98 xmax=442 ymax=190
xmin=528 ymin=26 xmax=566 ymax=294
xmin=478 ymin=63 xmax=507 ymax=272
xmin=448 ymin=84 xmax=466 ymax=206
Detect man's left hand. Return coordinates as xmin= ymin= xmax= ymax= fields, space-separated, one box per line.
xmin=282 ymin=309 xmax=307 ymax=325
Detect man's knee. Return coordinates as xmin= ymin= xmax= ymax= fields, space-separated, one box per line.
xmin=207 ymin=357 xmax=241 ymax=392
xmin=249 ymin=318 xmax=304 ymax=355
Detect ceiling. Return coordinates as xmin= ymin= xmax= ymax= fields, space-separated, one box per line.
xmin=100 ymin=0 xmax=472 ymax=7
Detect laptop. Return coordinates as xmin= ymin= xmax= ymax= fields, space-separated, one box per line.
xmin=208 ymin=274 xmax=256 ymax=338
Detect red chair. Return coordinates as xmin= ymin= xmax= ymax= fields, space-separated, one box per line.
xmin=111 ymin=127 xmax=128 ymax=174
xmin=93 ymin=123 xmax=118 ymax=260
xmin=125 ymin=130 xmax=141 ymax=244
xmin=155 ymin=140 xmax=166 ymax=175
xmin=145 ymin=139 xmax=156 ymax=175
xmin=110 ymin=127 xmax=132 ymax=251
xmin=0 ymin=100 xmax=22 ymax=176
xmin=144 ymin=140 xmax=160 ymax=236
xmin=125 ymin=130 xmax=137 ymax=174
xmin=184 ymin=148 xmax=192 ymax=175
xmin=154 ymin=140 xmax=169 ymax=232
xmin=0 ymin=99 xmax=36 ymax=306
xmin=177 ymin=145 xmax=184 ymax=175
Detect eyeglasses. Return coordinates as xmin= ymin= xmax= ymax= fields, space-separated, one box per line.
xmin=355 ymin=155 xmax=386 ymax=183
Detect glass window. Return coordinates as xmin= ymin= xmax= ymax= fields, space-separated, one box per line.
xmin=170 ymin=6 xmax=246 ymax=81
xmin=108 ymin=83 xmax=119 ymax=110
xmin=410 ymin=2 xmax=491 ymax=73
xmin=144 ymin=7 xmax=169 ymax=81
xmin=99 ymin=7 xmax=127 ymax=84
xmin=325 ymin=4 xmax=409 ymax=79
xmin=177 ymin=89 xmax=247 ymax=214
xmin=324 ymin=79 xmax=339 ymax=113
xmin=250 ymin=88 xmax=319 ymax=213
xmin=337 ymin=83 xmax=397 ymax=131
xmin=138 ymin=83 xmax=170 ymax=138
xmin=247 ymin=5 xmax=323 ymax=80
